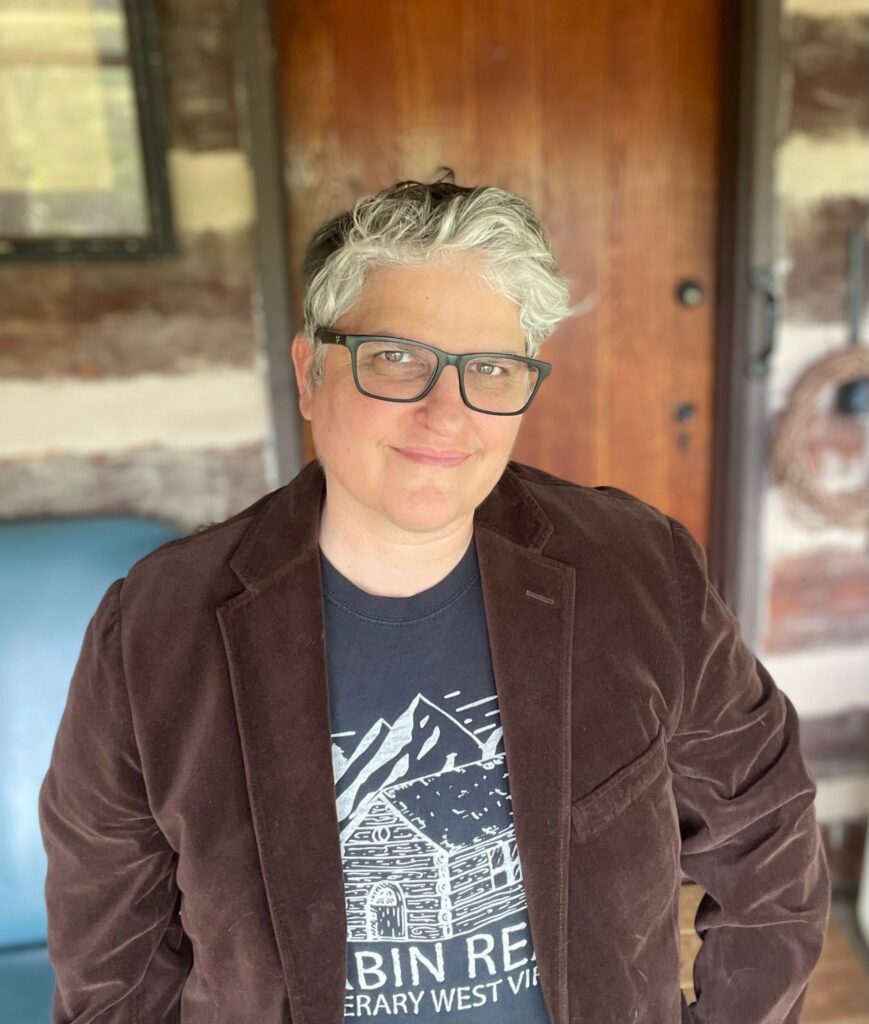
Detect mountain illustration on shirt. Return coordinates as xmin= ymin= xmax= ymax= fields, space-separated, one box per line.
xmin=331 ymin=693 xmax=529 ymax=944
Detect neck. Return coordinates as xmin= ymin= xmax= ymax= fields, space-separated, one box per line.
xmin=317 ymin=489 xmax=474 ymax=599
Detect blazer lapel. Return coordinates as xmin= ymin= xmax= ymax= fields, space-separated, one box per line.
xmin=475 ymin=473 xmax=576 ymax=1024
xmin=216 ymin=460 xmax=575 ymax=1024
xmin=217 ymin=462 xmax=348 ymax=1024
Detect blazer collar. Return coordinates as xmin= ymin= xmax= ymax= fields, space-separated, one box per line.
xmin=228 ymin=458 xmax=325 ymax=593
xmin=219 ymin=459 xmax=573 ymax=1024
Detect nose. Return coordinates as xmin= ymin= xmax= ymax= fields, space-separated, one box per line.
xmin=414 ymin=364 xmax=468 ymax=429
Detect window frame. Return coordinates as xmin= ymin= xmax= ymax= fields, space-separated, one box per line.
xmin=0 ymin=0 xmax=176 ymax=263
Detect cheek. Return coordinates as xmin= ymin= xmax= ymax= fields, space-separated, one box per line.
xmin=478 ymin=419 xmax=522 ymax=456
xmin=313 ymin=396 xmax=402 ymax=470
xmin=311 ymin=380 xmax=370 ymax=441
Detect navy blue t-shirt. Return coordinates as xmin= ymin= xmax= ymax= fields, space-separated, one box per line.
xmin=320 ymin=537 xmax=551 ymax=1023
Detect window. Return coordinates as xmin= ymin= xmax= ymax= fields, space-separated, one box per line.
xmin=489 ymin=840 xmax=517 ymax=888
xmin=0 ymin=0 xmax=175 ymax=261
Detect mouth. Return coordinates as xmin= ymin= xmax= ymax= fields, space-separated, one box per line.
xmin=391 ymin=447 xmax=471 ymax=468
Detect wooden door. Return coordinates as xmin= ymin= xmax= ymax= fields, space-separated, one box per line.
xmin=273 ymin=0 xmax=722 ymax=544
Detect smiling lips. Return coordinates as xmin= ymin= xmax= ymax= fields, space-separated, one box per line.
xmin=393 ymin=447 xmax=471 ymax=467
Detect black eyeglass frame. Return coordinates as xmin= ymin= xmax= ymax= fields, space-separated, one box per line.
xmin=314 ymin=327 xmax=552 ymax=416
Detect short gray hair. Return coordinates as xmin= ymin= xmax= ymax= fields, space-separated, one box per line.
xmin=300 ymin=176 xmax=571 ymax=390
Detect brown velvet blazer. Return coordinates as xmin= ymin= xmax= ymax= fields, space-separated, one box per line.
xmin=39 ymin=458 xmax=831 ymax=1024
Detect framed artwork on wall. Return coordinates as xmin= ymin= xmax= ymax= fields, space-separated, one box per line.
xmin=0 ymin=0 xmax=176 ymax=261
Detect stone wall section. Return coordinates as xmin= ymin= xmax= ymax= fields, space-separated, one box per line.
xmin=0 ymin=0 xmax=269 ymax=532
xmin=761 ymin=0 xmax=869 ymax=863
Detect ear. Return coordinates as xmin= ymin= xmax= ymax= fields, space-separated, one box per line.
xmin=291 ymin=332 xmax=315 ymax=421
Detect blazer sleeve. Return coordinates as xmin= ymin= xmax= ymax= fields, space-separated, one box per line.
xmin=666 ymin=519 xmax=831 ymax=1024
xmin=38 ymin=578 xmax=192 ymax=1024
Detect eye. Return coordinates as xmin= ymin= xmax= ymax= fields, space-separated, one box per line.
xmin=380 ymin=349 xmax=410 ymax=363
xmin=469 ymin=358 xmax=516 ymax=377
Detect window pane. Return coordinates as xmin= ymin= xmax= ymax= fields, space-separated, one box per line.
xmin=0 ymin=0 xmax=149 ymax=237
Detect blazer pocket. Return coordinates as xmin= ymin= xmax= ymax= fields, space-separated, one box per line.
xmin=571 ymin=727 xmax=668 ymax=843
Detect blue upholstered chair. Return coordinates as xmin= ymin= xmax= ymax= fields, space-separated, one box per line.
xmin=0 ymin=516 xmax=184 ymax=1024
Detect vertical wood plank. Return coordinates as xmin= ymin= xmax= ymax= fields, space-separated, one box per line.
xmin=466 ymin=0 xmax=542 ymax=199
xmin=604 ymin=0 xmax=674 ymax=511
xmin=392 ymin=0 xmax=474 ymax=180
xmin=517 ymin=0 xmax=608 ymax=482
xmin=664 ymin=0 xmax=722 ymax=544
xmin=331 ymin=0 xmax=403 ymax=194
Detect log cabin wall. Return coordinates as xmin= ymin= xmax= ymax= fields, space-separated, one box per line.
xmin=0 ymin=0 xmax=269 ymax=531
xmin=760 ymin=0 xmax=869 ymax=887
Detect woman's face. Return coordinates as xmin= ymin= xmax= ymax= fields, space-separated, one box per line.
xmin=291 ymin=253 xmax=528 ymax=540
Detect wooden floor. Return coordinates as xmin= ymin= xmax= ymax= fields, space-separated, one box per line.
xmin=680 ymin=884 xmax=869 ymax=1023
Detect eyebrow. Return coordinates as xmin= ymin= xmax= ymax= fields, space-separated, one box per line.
xmin=361 ymin=327 xmax=409 ymax=339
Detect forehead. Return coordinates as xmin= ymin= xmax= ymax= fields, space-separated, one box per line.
xmin=335 ymin=254 xmax=525 ymax=351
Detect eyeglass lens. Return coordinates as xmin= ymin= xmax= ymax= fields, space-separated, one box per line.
xmin=355 ymin=340 xmax=539 ymax=413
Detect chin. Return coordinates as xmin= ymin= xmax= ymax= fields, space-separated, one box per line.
xmin=384 ymin=492 xmax=466 ymax=535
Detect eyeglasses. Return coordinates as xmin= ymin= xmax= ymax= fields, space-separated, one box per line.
xmin=314 ymin=327 xmax=552 ymax=415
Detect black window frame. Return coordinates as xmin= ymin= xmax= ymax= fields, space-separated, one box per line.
xmin=0 ymin=0 xmax=176 ymax=263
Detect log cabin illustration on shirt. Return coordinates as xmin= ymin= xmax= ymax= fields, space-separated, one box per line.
xmin=331 ymin=692 xmax=527 ymax=945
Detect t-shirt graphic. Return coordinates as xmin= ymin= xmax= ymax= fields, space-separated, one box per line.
xmin=321 ymin=539 xmax=551 ymax=1023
